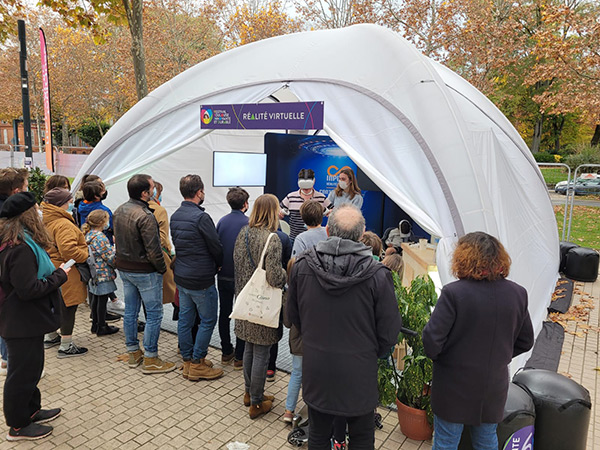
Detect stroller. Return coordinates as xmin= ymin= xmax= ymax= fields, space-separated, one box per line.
xmin=286 ymin=326 xmax=416 ymax=447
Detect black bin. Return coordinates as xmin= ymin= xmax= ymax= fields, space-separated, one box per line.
xmin=513 ymin=368 xmax=591 ymax=450
xmin=564 ymin=247 xmax=599 ymax=282
xmin=559 ymin=241 xmax=579 ymax=273
xmin=458 ymin=383 xmax=535 ymax=450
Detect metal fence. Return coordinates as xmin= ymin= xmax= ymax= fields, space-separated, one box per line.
xmin=539 ymin=162 xmax=600 ymax=243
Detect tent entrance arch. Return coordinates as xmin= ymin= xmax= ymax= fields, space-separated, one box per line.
xmin=75 ymin=24 xmax=559 ymax=371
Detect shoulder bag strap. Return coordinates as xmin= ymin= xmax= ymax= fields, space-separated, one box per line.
xmin=257 ymin=233 xmax=276 ymax=270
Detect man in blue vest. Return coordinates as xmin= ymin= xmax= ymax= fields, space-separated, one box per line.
xmin=170 ymin=174 xmax=224 ymax=381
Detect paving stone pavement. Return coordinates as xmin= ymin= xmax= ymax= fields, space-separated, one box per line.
xmin=1 ymin=271 xmax=597 ymax=449
xmin=0 ymin=303 xmax=432 ymax=450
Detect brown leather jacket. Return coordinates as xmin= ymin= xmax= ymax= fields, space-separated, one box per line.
xmin=113 ymin=198 xmax=166 ymax=274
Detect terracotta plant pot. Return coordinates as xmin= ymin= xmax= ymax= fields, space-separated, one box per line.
xmin=395 ymin=398 xmax=433 ymax=441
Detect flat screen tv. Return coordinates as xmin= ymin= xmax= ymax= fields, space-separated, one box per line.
xmin=212 ymin=151 xmax=267 ymax=187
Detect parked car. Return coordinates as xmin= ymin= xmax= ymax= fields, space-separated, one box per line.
xmin=555 ymin=174 xmax=600 ymax=195
xmin=574 ymin=178 xmax=600 ymax=196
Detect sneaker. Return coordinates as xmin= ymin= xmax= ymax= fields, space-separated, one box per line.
xmin=43 ymin=335 xmax=61 ymax=349
xmin=221 ymin=352 xmax=235 ymax=364
xmin=233 ymin=359 xmax=243 ymax=370
xmin=266 ymin=369 xmax=276 ymax=382
xmin=31 ymin=408 xmax=61 ymax=424
xmin=6 ymin=423 xmax=53 ymax=441
xmin=96 ymin=325 xmax=119 ymax=336
xmin=57 ymin=343 xmax=88 ymax=359
xmin=283 ymin=410 xmax=294 ymax=424
xmin=105 ymin=312 xmax=121 ymax=323
xmin=142 ymin=357 xmax=176 ymax=375
xmin=331 ymin=439 xmax=346 ymax=450
xmin=243 ymin=391 xmax=275 ymax=407
xmin=249 ymin=400 xmax=273 ymax=419
xmin=109 ymin=298 xmax=125 ymax=312
xmin=128 ymin=349 xmax=143 ymax=368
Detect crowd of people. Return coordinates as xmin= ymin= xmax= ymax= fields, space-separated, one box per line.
xmin=0 ymin=165 xmax=534 ymax=450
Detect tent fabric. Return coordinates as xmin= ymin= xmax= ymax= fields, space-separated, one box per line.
xmin=75 ymin=24 xmax=559 ymax=372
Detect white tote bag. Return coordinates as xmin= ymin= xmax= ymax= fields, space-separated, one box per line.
xmin=229 ymin=233 xmax=282 ymax=328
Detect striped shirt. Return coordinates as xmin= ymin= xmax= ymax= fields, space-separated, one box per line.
xmin=281 ymin=190 xmax=331 ymax=240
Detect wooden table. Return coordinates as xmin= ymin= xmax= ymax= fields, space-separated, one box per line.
xmin=401 ymin=242 xmax=437 ymax=286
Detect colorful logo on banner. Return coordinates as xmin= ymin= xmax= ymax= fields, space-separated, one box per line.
xmin=201 ymin=108 xmax=213 ymax=125
xmin=503 ymin=425 xmax=533 ymax=450
xmin=200 ymin=102 xmax=324 ymax=130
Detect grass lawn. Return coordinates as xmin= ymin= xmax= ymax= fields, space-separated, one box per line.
xmin=554 ymin=204 xmax=600 ymax=250
xmin=540 ymin=167 xmax=568 ymax=186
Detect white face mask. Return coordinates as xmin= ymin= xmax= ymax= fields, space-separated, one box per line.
xmin=298 ymin=179 xmax=315 ymax=190
xmin=338 ymin=181 xmax=348 ymax=190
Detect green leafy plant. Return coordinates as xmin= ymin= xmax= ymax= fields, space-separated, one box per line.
xmin=28 ymin=167 xmax=48 ymax=204
xmin=387 ymin=274 xmax=438 ymax=424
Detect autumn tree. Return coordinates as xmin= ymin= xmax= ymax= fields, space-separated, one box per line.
xmin=225 ymin=0 xmax=303 ymax=47
xmin=41 ymin=0 xmax=148 ymax=100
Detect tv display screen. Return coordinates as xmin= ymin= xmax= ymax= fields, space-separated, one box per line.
xmin=213 ymin=152 xmax=267 ymax=187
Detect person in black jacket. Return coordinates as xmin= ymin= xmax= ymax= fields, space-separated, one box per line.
xmin=422 ymin=232 xmax=534 ymax=450
xmin=0 ymin=192 xmax=69 ymax=441
xmin=287 ymin=204 xmax=402 ymax=449
xmin=170 ymin=174 xmax=224 ymax=381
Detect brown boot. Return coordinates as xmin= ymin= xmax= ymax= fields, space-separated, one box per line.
xmin=182 ymin=360 xmax=191 ymax=379
xmin=249 ymin=400 xmax=273 ymax=419
xmin=243 ymin=391 xmax=275 ymax=407
xmin=142 ymin=357 xmax=176 ymax=374
xmin=128 ymin=349 xmax=143 ymax=368
xmin=188 ymin=359 xmax=223 ymax=381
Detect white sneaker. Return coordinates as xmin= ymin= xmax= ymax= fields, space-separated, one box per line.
xmin=109 ymin=298 xmax=125 ymax=312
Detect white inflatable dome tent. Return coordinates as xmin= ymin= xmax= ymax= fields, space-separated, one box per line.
xmin=75 ymin=24 xmax=559 ymax=369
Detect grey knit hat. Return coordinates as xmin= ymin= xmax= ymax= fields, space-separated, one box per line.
xmin=44 ymin=187 xmax=73 ymax=207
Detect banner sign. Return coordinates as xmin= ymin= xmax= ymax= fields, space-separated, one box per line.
xmin=39 ymin=28 xmax=54 ymax=171
xmin=200 ymin=102 xmax=324 ymax=130
xmin=503 ymin=425 xmax=534 ymax=450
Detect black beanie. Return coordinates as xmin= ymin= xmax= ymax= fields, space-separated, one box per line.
xmin=0 ymin=192 xmax=37 ymax=219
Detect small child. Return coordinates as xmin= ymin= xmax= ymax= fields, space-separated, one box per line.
xmin=361 ymin=231 xmax=383 ymax=261
xmin=83 ymin=210 xmax=119 ymax=336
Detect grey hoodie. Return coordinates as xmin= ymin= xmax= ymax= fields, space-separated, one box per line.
xmin=287 ymin=236 xmax=402 ymax=416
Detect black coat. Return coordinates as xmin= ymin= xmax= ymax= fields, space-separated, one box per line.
xmin=0 ymin=242 xmax=67 ymax=338
xmin=422 ymin=278 xmax=534 ymax=426
xmin=287 ymin=237 xmax=402 ymax=416
xmin=170 ymin=201 xmax=223 ymax=290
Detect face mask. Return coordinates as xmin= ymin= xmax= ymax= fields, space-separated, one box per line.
xmin=103 ymin=223 xmax=110 ymax=230
xmin=158 ymin=195 xmax=163 ymax=203
xmin=153 ymin=187 xmax=157 ymax=199
xmin=67 ymin=203 xmax=74 ymax=213
xmin=101 ymin=190 xmax=108 ymax=200
xmin=338 ymin=181 xmax=348 ymax=190
xmin=298 ymin=179 xmax=315 ymax=190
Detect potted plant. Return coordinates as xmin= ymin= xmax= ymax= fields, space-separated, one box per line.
xmin=377 ymin=274 xmax=437 ymax=441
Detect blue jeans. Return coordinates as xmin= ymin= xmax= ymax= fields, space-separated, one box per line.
xmin=285 ymin=354 xmax=303 ymax=412
xmin=120 ymin=271 xmax=163 ymax=358
xmin=0 ymin=337 xmax=7 ymax=363
xmin=433 ymin=415 xmax=498 ymax=450
xmin=177 ymin=284 xmax=218 ymax=361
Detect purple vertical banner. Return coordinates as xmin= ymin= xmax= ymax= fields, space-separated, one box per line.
xmin=200 ymin=102 xmax=324 ymax=130
xmin=502 ymin=425 xmax=533 ymax=450
xmin=39 ymin=28 xmax=54 ymax=171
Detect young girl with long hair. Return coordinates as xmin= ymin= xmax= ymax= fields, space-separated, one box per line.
xmin=82 ymin=210 xmax=119 ymax=336
xmin=0 ymin=193 xmax=69 ymax=440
